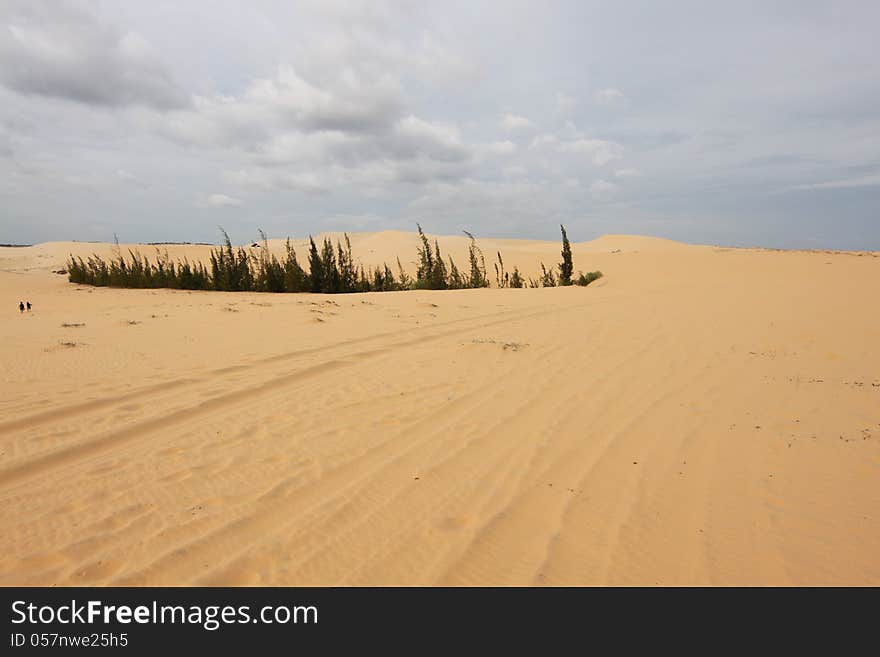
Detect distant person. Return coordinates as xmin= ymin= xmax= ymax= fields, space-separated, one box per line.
xmin=26 ymin=301 xmax=31 ymax=311
xmin=19 ymin=301 xmax=24 ymax=313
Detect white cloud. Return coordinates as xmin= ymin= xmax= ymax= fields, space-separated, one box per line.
xmin=556 ymin=92 xmax=576 ymax=115
xmin=483 ymin=140 xmax=517 ymax=156
xmin=785 ymin=173 xmax=880 ymax=191
xmin=614 ymin=167 xmax=641 ymax=178
xmin=593 ymin=87 xmax=625 ymax=106
xmin=205 ymin=193 xmax=242 ymax=207
xmin=590 ymin=179 xmax=618 ymax=198
xmin=559 ymin=138 xmax=623 ymax=166
xmin=500 ymin=113 xmax=532 ymax=131
xmin=528 ymin=134 xmax=560 ymax=150
xmin=223 ymin=169 xmax=332 ymax=194
xmin=528 ymin=133 xmax=622 ymax=166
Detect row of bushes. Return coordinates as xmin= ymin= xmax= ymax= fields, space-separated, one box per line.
xmin=67 ymin=226 xmax=602 ymax=293
xmin=66 ymin=231 xmax=403 ymax=293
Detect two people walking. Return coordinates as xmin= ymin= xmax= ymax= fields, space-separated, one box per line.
xmin=19 ymin=301 xmax=31 ymax=313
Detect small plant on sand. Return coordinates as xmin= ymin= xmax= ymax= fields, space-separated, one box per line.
xmin=539 ymin=262 xmax=557 ymax=287
xmin=447 ymin=256 xmax=465 ymax=289
xmin=396 ymin=257 xmax=412 ymax=289
xmin=494 ymin=251 xmax=509 ymax=288
xmin=509 ymin=267 xmax=524 ymax=288
xmin=575 ymin=270 xmax=603 ymax=286
xmin=463 ymin=230 xmax=489 ymax=288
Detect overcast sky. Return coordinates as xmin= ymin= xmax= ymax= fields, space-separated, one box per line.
xmin=1 ymin=0 xmax=878 ymax=248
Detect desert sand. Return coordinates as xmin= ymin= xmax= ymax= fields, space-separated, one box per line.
xmin=1 ymin=232 xmax=878 ymax=586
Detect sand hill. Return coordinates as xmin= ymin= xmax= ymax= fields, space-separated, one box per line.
xmin=1 ymin=232 xmax=878 ymax=585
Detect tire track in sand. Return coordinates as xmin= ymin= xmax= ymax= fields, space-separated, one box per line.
xmin=0 ymin=302 xmax=566 ymax=491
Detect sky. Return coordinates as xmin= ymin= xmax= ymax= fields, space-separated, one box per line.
xmin=1 ymin=0 xmax=878 ymax=249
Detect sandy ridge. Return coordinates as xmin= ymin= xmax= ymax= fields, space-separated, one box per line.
xmin=1 ymin=233 xmax=878 ymax=585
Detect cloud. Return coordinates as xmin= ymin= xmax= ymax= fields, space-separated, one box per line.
xmin=137 ymin=56 xmax=474 ymax=194
xmin=204 ymin=193 xmax=242 ymax=207
xmin=529 ymin=132 xmax=622 ymax=166
xmin=223 ymin=169 xmax=331 ymax=194
xmin=0 ymin=1 xmax=188 ymax=109
xmin=150 ymin=62 xmax=468 ymax=169
xmin=482 ymin=140 xmax=517 ymax=156
xmin=154 ymin=64 xmax=405 ymax=149
xmin=406 ymin=179 xmax=572 ymax=228
xmin=3 ymin=2 xmax=880 ymax=249
xmin=226 ymin=144 xmax=471 ymax=192
xmin=559 ymin=138 xmax=623 ymax=166
xmin=528 ymin=134 xmax=560 ymax=150
xmin=393 ymin=157 xmax=472 ymax=184
xmin=503 ymin=165 xmax=528 ymax=178
xmin=500 ymin=113 xmax=532 ymax=131
xmin=390 ymin=115 xmax=468 ymax=162
xmin=226 ymin=113 xmax=473 ymax=190
xmin=784 ymin=173 xmax=880 ymax=191
xmin=590 ymin=179 xmax=618 ymax=198
xmin=593 ymin=87 xmax=625 ymax=106
xmin=31 ymin=165 xmax=146 ymax=191
xmin=556 ymin=92 xmax=576 ymax=115
xmin=247 ymin=65 xmax=404 ymax=134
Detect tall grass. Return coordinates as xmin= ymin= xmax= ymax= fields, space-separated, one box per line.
xmin=66 ymin=250 xmax=212 ymax=290
xmin=67 ymin=225 xmax=603 ymax=294
xmin=463 ymin=230 xmax=489 ymax=289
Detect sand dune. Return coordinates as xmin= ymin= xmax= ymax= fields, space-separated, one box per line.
xmin=1 ymin=232 xmax=878 ymax=585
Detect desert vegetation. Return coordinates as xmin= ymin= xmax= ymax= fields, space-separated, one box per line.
xmin=67 ymin=225 xmax=602 ymax=293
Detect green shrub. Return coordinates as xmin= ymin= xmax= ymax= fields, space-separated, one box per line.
xmin=463 ymin=230 xmax=489 ymax=288
xmin=447 ymin=257 xmax=465 ymax=289
xmin=539 ymin=262 xmax=557 ymax=287
xmin=282 ymin=238 xmax=308 ymax=292
xmin=66 ymin=225 xmax=602 ymax=296
xmin=509 ymin=267 xmax=524 ymax=288
xmin=575 ymin=270 xmax=603 ymax=286
xmin=559 ymin=224 xmax=573 ymax=286
xmin=494 ymin=251 xmax=509 ymax=288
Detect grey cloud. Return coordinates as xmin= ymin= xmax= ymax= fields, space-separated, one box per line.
xmin=253 ymin=66 xmax=405 ymax=134
xmin=382 ymin=116 xmax=470 ymax=163
xmin=593 ymin=88 xmax=625 ymax=106
xmin=204 ymin=193 xmax=242 ymax=208
xmin=784 ymin=173 xmax=880 ymax=191
xmin=393 ymin=157 xmax=471 ymax=184
xmin=169 ymin=69 xmax=474 ymax=189
xmin=0 ymin=1 xmax=188 ymax=109
xmin=152 ymin=64 xmax=408 ymax=151
xmin=2 ymin=1 xmax=880 ymax=250
xmin=500 ymin=113 xmax=532 ymax=131
xmin=589 ymin=179 xmax=618 ymax=199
